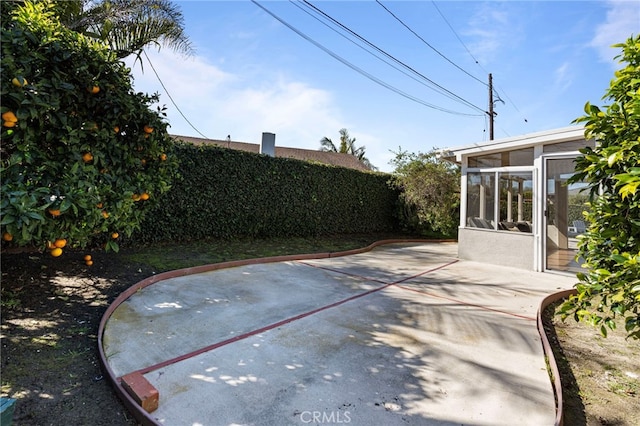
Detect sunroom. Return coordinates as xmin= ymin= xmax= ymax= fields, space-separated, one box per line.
xmin=447 ymin=126 xmax=595 ymax=273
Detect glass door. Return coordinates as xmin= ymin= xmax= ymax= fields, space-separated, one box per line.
xmin=544 ymin=157 xmax=588 ymax=273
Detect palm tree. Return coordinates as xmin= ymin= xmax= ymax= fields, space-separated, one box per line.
xmin=55 ymin=0 xmax=193 ymax=59
xmin=320 ymin=128 xmax=376 ymax=170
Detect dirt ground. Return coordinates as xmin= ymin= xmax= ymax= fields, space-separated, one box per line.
xmin=1 ymin=247 xmax=639 ymax=425
xmin=1 ymin=249 xmax=144 ymax=425
xmin=543 ymin=303 xmax=640 ymax=426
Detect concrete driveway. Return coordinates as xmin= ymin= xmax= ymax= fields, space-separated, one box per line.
xmin=100 ymin=242 xmax=576 ymax=425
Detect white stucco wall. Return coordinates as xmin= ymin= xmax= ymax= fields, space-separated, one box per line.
xmin=458 ymin=228 xmax=534 ymax=270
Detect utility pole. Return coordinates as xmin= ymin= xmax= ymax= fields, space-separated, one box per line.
xmin=488 ymin=73 xmax=494 ymax=140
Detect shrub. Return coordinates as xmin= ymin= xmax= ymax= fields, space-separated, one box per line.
xmin=388 ymin=149 xmax=460 ymax=238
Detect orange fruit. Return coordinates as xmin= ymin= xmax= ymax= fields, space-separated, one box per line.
xmin=12 ymin=77 xmax=27 ymax=87
xmin=50 ymin=247 xmax=63 ymax=257
xmin=132 ymin=193 xmax=141 ymax=201
xmin=143 ymin=125 xmax=154 ymax=134
xmin=141 ymin=159 xmax=146 ymax=166
xmin=85 ymin=260 xmax=94 ymax=266
xmin=53 ymin=238 xmax=67 ymax=248
xmin=96 ymin=202 xmax=103 ymax=208
xmin=111 ymin=232 xmax=119 ymax=239
xmin=140 ymin=193 xmax=150 ymax=201
xmin=82 ymin=152 xmax=93 ymax=163
xmin=113 ymin=126 xmax=120 ymax=133
xmin=2 ymin=232 xmax=13 ymax=241
xmin=101 ymin=210 xmax=109 ymax=219
xmin=48 ymin=209 xmax=61 ymax=217
xmin=2 ymin=111 xmax=17 ymax=127
xmin=2 ymin=111 xmax=17 ymax=123
xmin=87 ymin=85 xmax=100 ymax=94
xmin=160 ymin=153 xmax=167 ymax=161
xmin=83 ymin=254 xmax=92 ymax=261
xmin=47 ymin=241 xmax=56 ymax=249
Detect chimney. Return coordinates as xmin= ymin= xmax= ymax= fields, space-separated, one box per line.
xmin=260 ymin=132 xmax=275 ymax=157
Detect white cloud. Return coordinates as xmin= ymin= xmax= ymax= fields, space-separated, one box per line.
xmin=223 ymin=77 xmax=342 ymax=146
xmin=126 ymin=50 xmax=344 ymax=150
xmin=129 ymin=50 xmax=236 ymax=104
xmin=553 ymin=62 xmax=573 ymax=93
xmin=590 ymin=0 xmax=639 ymax=64
xmin=464 ymin=5 xmax=512 ymax=63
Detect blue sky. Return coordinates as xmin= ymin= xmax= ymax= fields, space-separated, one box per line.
xmin=127 ymin=1 xmax=638 ymax=172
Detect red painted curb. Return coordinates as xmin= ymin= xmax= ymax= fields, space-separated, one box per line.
xmin=97 ymin=239 xmax=445 ymax=425
xmin=537 ymin=288 xmax=577 ymax=426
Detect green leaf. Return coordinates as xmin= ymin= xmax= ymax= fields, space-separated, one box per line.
xmin=612 ymin=291 xmax=625 ymax=303
xmin=0 ymin=215 xmax=16 ymax=225
xmin=614 ymin=173 xmax=636 ymax=184
xmin=607 ymin=152 xmax=621 ymax=166
xmin=60 ymin=198 xmax=72 ymax=211
xmin=618 ymin=181 xmax=640 ymax=200
xmin=595 ymin=268 xmax=612 ymax=277
xmin=604 ymin=318 xmax=616 ymax=331
xmin=105 ymin=240 xmax=120 ymax=253
xmin=25 ymin=211 xmax=44 ymax=221
xmin=600 ymin=324 xmax=608 ymax=337
xmin=611 ymin=254 xmax=627 ymax=264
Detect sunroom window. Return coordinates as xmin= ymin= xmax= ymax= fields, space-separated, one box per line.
xmin=498 ymin=172 xmax=533 ymax=232
xmin=466 ymin=171 xmax=533 ymax=232
xmin=466 ymin=173 xmax=495 ymax=229
xmin=468 ymin=147 xmax=533 ymax=168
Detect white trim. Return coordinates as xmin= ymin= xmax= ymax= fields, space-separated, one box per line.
xmin=532 ymin=165 xmax=540 ymax=271
xmin=459 ymin=156 xmax=468 ymax=228
xmin=450 ymin=125 xmax=585 ymax=161
xmin=466 ymin=165 xmax=534 ymax=173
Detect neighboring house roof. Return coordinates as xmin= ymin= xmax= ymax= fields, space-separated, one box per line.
xmin=444 ymin=125 xmax=587 ymax=162
xmin=172 ymin=135 xmax=372 ymax=171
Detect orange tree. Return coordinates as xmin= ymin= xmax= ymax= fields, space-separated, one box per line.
xmin=560 ymin=35 xmax=640 ymax=339
xmin=1 ymin=1 xmax=178 ymax=253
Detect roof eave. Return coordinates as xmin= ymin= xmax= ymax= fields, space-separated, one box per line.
xmin=448 ymin=125 xmax=586 ymax=161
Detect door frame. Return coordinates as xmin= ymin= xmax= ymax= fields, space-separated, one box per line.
xmin=538 ymin=152 xmax=582 ymax=273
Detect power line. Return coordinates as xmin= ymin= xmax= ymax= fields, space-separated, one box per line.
xmin=299 ymin=0 xmax=486 ymax=114
xmin=252 ymin=0 xmax=482 ymax=116
xmin=142 ymin=50 xmax=211 ymax=139
xmin=376 ymin=0 xmax=486 ymax=87
xmin=431 ymin=1 xmax=482 ymax=68
xmin=289 ymin=1 xmax=467 ymax=101
xmin=431 ymin=1 xmax=528 ymax=125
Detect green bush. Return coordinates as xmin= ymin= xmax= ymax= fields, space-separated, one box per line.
xmin=135 ymin=143 xmax=399 ymax=243
xmin=388 ymin=149 xmax=460 ymax=238
xmin=0 ymin=1 xmax=178 ymax=253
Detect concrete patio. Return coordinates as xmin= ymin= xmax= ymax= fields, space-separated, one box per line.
xmin=99 ymin=242 xmax=576 ymax=425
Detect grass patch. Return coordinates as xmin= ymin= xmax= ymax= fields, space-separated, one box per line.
xmin=120 ymin=233 xmax=415 ymax=272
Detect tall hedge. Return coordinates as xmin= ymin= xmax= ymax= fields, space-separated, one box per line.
xmin=135 ymin=144 xmax=399 ymax=243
